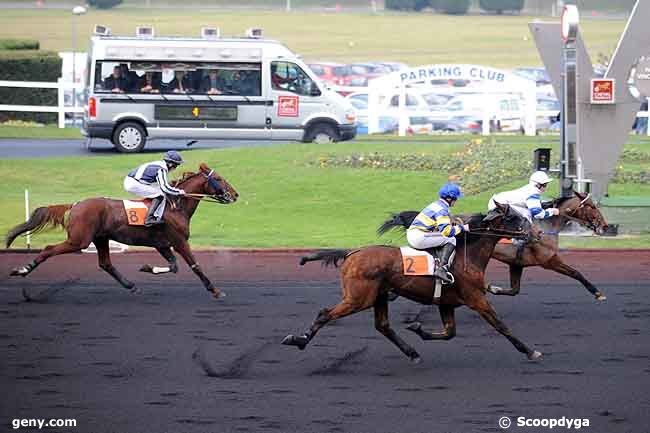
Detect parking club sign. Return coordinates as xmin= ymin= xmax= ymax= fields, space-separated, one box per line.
xmin=590 ymin=78 xmax=616 ymax=104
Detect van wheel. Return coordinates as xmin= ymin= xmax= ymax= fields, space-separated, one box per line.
xmin=309 ymin=123 xmax=338 ymax=144
xmin=113 ymin=122 xmax=146 ymax=153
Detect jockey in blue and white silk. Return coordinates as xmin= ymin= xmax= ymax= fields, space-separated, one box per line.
xmin=123 ymin=150 xmax=186 ymax=226
xmin=407 ymin=182 xmax=468 ymax=283
xmin=488 ymin=171 xmax=559 ymax=223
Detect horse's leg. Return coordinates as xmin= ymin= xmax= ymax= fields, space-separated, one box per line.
xmin=94 ymin=237 xmax=138 ymax=293
xmin=487 ymin=265 xmax=523 ymax=296
xmin=281 ymin=300 xmax=361 ymax=350
xmin=140 ymin=247 xmax=178 ymax=275
xmin=542 ymin=255 xmax=606 ymax=301
xmin=406 ymin=305 xmax=456 ymax=341
xmin=373 ymin=293 xmax=421 ymax=362
xmin=467 ymin=293 xmax=541 ymax=360
xmin=172 ymin=239 xmax=223 ymax=298
xmin=10 ymin=237 xmax=91 ymax=277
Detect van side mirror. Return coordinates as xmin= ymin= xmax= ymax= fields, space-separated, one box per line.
xmin=310 ymin=82 xmax=321 ymax=97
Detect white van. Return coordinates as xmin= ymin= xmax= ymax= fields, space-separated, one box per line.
xmin=82 ymin=27 xmax=357 ymax=152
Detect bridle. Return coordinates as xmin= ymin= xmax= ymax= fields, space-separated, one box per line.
xmin=560 ymin=194 xmax=602 ymax=232
xmin=183 ymin=170 xmax=235 ymax=204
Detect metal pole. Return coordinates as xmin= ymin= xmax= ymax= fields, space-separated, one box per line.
xmin=560 ymin=5 xmax=579 ymax=197
xmin=25 ymin=189 xmax=31 ymax=249
xmin=72 ymin=13 xmax=77 ymax=125
xmin=286 ymin=0 xmax=291 ymax=12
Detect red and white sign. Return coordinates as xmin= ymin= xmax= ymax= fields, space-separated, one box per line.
xmin=277 ymin=96 xmax=299 ymax=117
xmin=590 ymin=78 xmax=615 ymax=104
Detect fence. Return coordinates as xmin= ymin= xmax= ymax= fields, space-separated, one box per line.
xmin=0 ymin=79 xmax=85 ymax=128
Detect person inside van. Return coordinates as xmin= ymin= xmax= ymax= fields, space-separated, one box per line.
xmin=234 ymin=70 xmax=261 ymax=96
xmin=271 ymin=63 xmax=292 ymax=90
xmin=139 ymin=71 xmax=161 ymax=94
xmin=166 ymin=70 xmax=193 ymax=94
xmin=104 ymin=65 xmax=128 ymax=93
xmin=120 ymin=64 xmax=140 ymax=92
xmin=200 ymin=69 xmax=224 ymax=95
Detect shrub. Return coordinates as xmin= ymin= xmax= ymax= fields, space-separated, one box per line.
xmin=0 ymin=50 xmax=61 ymax=124
xmin=479 ymin=0 xmax=524 ymax=14
xmin=385 ymin=0 xmax=417 ymax=10
xmin=434 ymin=0 xmax=470 ymax=14
xmin=88 ymin=0 xmax=123 ymax=9
xmin=0 ymin=39 xmax=39 ymax=51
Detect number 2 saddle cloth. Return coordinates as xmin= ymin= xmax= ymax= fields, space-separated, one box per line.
xmin=399 ymin=247 xmax=443 ymax=299
xmin=122 ymin=199 xmax=152 ymax=226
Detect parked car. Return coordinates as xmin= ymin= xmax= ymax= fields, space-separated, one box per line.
xmin=434 ymin=93 xmax=526 ymax=133
xmin=376 ymin=61 xmax=409 ymax=72
xmin=535 ymin=97 xmax=560 ymax=132
xmin=512 ymin=67 xmax=551 ymax=86
xmin=306 ymin=62 xmax=365 ymax=87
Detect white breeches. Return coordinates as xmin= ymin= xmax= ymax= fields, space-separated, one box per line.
xmin=407 ymin=229 xmax=456 ymax=250
xmin=123 ymin=177 xmax=165 ymax=218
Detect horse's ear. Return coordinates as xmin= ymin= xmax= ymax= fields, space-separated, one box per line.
xmin=199 ymin=162 xmax=210 ymax=173
xmin=574 ymin=190 xmax=586 ymax=200
xmin=494 ymin=201 xmax=507 ymax=213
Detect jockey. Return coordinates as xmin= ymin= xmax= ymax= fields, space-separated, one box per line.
xmin=407 ymin=182 xmax=469 ymax=283
xmin=123 ymin=150 xmax=186 ymax=226
xmin=488 ymin=171 xmax=559 ymax=222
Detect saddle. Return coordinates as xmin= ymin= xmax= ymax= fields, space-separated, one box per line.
xmin=399 ymin=247 xmax=447 ymax=299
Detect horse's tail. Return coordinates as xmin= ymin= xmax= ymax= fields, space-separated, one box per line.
xmin=5 ymin=204 xmax=72 ymax=248
xmin=300 ymin=249 xmax=354 ymax=268
xmin=377 ymin=211 xmax=419 ymax=236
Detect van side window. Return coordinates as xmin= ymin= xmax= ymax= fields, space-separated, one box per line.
xmin=271 ymin=61 xmax=316 ymax=96
xmin=93 ymin=61 xmax=261 ymax=96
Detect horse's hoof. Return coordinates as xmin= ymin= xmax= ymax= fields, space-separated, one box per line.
xmin=139 ymin=264 xmax=153 ymax=273
xmin=595 ymin=293 xmax=607 ymax=301
xmin=487 ymin=284 xmax=502 ymax=295
xmin=406 ymin=322 xmax=422 ymax=333
xmin=10 ymin=267 xmax=29 ymax=277
xmin=129 ymin=285 xmax=142 ymax=295
xmin=210 ymin=289 xmax=225 ymax=299
xmin=409 ymin=355 xmax=422 ymax=364
xmin=281 ymin=334 xmax=307 ymax=350
xmin=527 ymin=350 xmax=543 ymax=360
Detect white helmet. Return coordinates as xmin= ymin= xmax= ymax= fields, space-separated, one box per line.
xmin=529 ymin=171 xmax=553 ymax=185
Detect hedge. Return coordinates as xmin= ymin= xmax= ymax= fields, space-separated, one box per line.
xmin=88 ymin=0 xmax=123 ymax=9
xmin=479 ymin=0 xmax=524 ymax=14
xmin=0 ymin=39 xmax=40 ymax=51
xmin=432 ymin=0 xmax=470 ymax=14
xmin=0 ymin=50 xmax=61 ymax=124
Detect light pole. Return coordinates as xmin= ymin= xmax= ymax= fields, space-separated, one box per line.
xmin=72 ymin=5 xmax=87 ymax=123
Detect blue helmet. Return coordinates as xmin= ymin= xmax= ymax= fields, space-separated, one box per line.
xmin=163 ymin=150 xmax=184 ymax=166
xmin=438 ymin=182 xmax=463 ymax=200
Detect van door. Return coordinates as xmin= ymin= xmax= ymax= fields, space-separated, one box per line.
xmin=266 ymin=61 xmax=323 ymax=140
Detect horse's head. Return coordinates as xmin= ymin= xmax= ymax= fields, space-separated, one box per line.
xmin=557 ymin=191 xmax=608 ymax=235
xmin=481 ymin=201 xmax=534 ymax=240
xmin=198 ymin=163 xmax=239 ymax=204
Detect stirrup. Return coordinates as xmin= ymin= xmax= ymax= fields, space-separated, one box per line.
xmin=144 ymin=218 xmax=164 ymax=227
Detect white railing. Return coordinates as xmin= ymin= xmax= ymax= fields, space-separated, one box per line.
xmin=0 ymin=79 xmax=84 ymax=128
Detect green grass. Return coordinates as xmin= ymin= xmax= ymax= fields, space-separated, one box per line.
xmin=1 ymin=135 xmax=648 ymax=249
xmin=0 ymin=124 xmax=83 ymax=139
xmin=0 ymin=9 xmax=627 ymax=67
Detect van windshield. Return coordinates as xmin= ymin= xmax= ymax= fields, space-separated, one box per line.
xmin=93 ymin=61 xmax=262 ymax=96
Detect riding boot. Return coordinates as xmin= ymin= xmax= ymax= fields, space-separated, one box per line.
xmin=433 ymin=243 xmax=456 ymax=284
xmin=144 ymin=196 xmax=165 ymax=227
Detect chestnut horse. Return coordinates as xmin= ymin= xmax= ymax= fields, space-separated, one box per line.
xmin=378 ymin=191 xmax=608 ymax=301
xmin=6 ymin=163 xmax=238 ymax=298
xmin=282 ymin=203 xmax=543 ymax=363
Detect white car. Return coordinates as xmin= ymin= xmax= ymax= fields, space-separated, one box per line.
xmin=437 ymin=93 xmax=525 ymax=132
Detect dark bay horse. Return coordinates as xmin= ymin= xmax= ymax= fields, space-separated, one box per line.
xmin=378 ymin=191 xmax=609 ymax=301
xmin=282 ymin=203 xmax=543 ymax=363
xmin=6 ymin=163 xmax=238 ymax=298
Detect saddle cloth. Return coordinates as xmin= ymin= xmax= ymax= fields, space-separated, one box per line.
xmin=123 ymin=199 xmax=151 ymax=226
xmin=399 ymin=247 xmax=443 ymax=299
xmin=399 ymin=247 xmax=436 ymax=276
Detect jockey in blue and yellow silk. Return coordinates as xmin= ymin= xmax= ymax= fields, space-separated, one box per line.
xmin=407 ymin=182 xmax=469 ymax=283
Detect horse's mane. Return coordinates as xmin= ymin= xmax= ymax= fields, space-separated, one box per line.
xmin=171 ymin=171 xmax=200 ymax=187
xmin=545 ymin=195 xmax=576 ymax=209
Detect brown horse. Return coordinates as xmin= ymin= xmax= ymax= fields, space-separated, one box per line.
xmin=6 ymin=163 xmax=238 ymax=298
xmin=282 ymin=203 xmax=543 ymax=363
xmin=378 ymin=191 xmax=609 ymax=301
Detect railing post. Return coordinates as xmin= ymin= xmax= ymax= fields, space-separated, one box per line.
xmin=57 ymin=78 xmax=65 ymax=128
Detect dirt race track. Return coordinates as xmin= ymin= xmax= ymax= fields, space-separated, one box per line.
xmin=1 ymin=250 xmax=649 ymax=433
